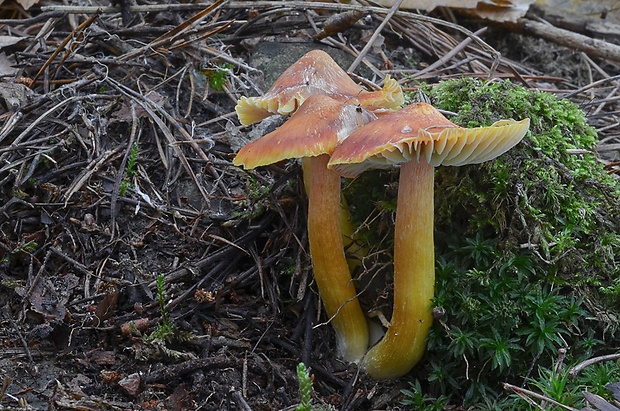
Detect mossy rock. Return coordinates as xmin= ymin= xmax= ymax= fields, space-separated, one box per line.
xmin=343 ymin=77 xmax=620 ymax=406
xmin=430 ymin=78 xmax=619 ymax=292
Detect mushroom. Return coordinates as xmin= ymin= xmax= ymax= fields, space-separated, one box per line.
xmin=236 ymin=49 xmax=403 ymax=277
xmin=234 ymin=94 xmax=377 ymax=362
xmin=328 ymin=102 xmax=530 ymax=378
xmin=235 ymin=49 xmax=403 ymax=126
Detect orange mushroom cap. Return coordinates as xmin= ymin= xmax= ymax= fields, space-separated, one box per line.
xmin=233 ymin=94 xmax=378 ymax=169
xmin=329 ymin=102 xmax=530 ymax=177
xmin=236 ymin=49 xmax=404 ymax=125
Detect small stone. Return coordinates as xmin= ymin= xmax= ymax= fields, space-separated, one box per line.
xmin=119 ymin=373 xmax=142 ymax=397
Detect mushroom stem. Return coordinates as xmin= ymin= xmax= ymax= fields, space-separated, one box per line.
xmin=362 ymin=160 xmax=435 ymax=379
xmin=303 ymin=158 xmax=367 ymax=273
xmin=307 ymin=154 xmax=369 ymax=362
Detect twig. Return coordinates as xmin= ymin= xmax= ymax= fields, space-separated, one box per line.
xmin=301 ymin=292 xmax=314 ymax=367
xmin=102 ymin=75 xmax=213 ymax=205
xmin=229 ymin=1 xmax=499 ymax=63
xmin=30 ymin=12 xmax=100 ymax=87
xmin=412 ymin=27 xmax=487 ymax=79
xmin=0 ymin=11 xmax=66 ymax=25
xmin=49 ymin=247 xmax=94 ymax=278
xmin=515 ymin=18 xmax=620 ymax=63
xmin=503 ymin=383 xmax=580 ymax=411
xmin=231 ymin=390 xmax=253 ymax=411
xmin=563 ymin=74 xmax=620 ymax=98
xmin=117 ymin=0 xmax=226 ymax=62
xmin=569 ymin=353 xmax=620 ymax=379
xmin=110 ymin=103 xmax=140 ymax=239
xmin=0 ymin=94 xmax=110 ymax=150
xmin=347 ymin=0 xmax=403 ymax=73
xmin=145 ymin=356 xmax=235 ymax=383
xmin=40 ymin=4 xmax=226 ymax=13
xmin=63 ymin=147 xmax=123 ymax=206
xmin=5 ymin=306 xmax=37 ymax=376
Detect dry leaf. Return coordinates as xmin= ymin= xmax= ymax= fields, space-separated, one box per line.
xmin=0 ymin=0 xmax=40 ymax=10
xmin=538 ymin=0 xmax=620 ymax=24
xmin=113 ymin=91 xmax=167 ymax=122
xmin=0 ymin=52 xmax=19 ymax=77
xmin=0 ymin=36 xmax=25 ymax=49
xmin=16 ymin=0 xmax=39 ymax=10
xmin=0 ymin=82 xmax=33 ymax=110
xmin=374 ymin=0 xmax=536 ymax=22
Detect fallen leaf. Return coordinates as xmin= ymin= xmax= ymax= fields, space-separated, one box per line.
xmin=374 ymin=0 xmax=536 ymax=22
xmin=0 ymin=82 xmax=35 ymax=110
xmin=113 ymin=91 xmax=167 ymax=122
xmin=16 ymin=0 xmax=39 ymax=10
xmin=583 ymin=391 xmax=620 ymax=411
xmin=93 ymin=285 xmax=119 ymax=326
xmin=27 ymin=273 xmax=79 ymax=321
xmin=167 ymin=384 xmax=191 ymax=411
xmin=0 ymin=52 xmax=19 ymax=77
xmin=0 ymin=36 xmax=25 ymax=49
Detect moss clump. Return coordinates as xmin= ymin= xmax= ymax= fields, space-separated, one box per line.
xmin=430 ymin=78 xmax=619 ymax=293
xmin=343 ymin=77 xmax=620 ymax=407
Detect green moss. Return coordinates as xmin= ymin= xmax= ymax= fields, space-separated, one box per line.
xmin=343 ymin=77 xmax=620 ymax=407
xmin=428 ymin=78 xmax=619 ymax=290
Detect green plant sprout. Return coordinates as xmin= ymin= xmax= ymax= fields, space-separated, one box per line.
xmin=13 ymin=240 xmax=37 ymax=254
xmin=400 ymin=380 xmax=450 ymax=410
xmin=296 ymin=363 xmax=313 ymax=411
xmin=508 ymin=361 xmax=620 ymax=409
xmin=126 ymin=142 xmax=138 ymax=178
xmin=119 ymin=142 xmax=138 ymax=196
xmin=137 ymin=274 xmax=193 ymax=361
xmin=2 ymin=241 xmax=38 ymax=265
xmin=147 ymin=273 xmax=175 ymax=341
xmin=528 ymin=363 xmax=577 ymax=406
xmin=295 ymin=363 xmax=335 ymax=411
xmin=202 ymin=63 xmax=234 ymax=91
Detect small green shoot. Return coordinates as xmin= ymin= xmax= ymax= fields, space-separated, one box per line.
xmin=119 ymin=142 xmax=139 ymax=196
xmin=400 ymin=380 xmax=450 ymax=410
xmin=295 ymin=363 xmax=335 ymax=411
xmin=145 ymin=273 xmax=175 ymax=343
xmin=126 ymin=142 xmax=138 ymax=179
xmin=296 ymin=363 xmax=313 ymax=411
xmin=202 ymin=63 xmax=234 ymax=91
xmin=13 ymin=240 xmax=37 ymax=254
xmin=137 ymin=273 xmax=192 ymax=360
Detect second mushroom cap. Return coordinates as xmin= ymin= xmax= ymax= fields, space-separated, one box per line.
xmin=329 ymin=102 xmax=530 ymax=177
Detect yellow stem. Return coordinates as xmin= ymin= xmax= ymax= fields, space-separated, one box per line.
xmin=307 ymin=154 xmax=369 ymax=362
xmin=362 ymin=160 xmax=435 ymax=379
xmin=303 ymin=158 xmax=367 ymax=272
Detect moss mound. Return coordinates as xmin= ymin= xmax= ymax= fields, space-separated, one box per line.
xmin=430 ymin=78 xmax=619 ymax=296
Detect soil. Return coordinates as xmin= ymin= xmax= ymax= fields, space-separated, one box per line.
xmin=0 ymin=2 xmax=618 ymax=410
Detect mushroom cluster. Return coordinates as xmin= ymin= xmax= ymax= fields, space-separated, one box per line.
xmin=233 ymin=50 xmax=530 ymax=378
xmin=234 ymin=50 xmax=403 ymax=363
